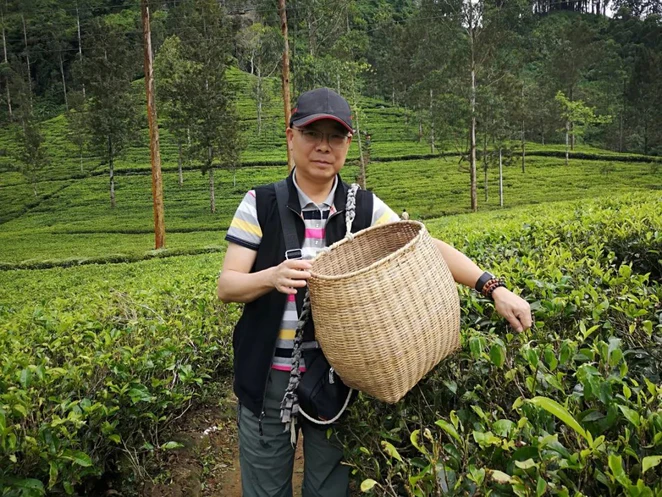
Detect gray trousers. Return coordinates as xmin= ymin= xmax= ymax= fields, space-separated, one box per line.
xmin=238 ymin=369 xmax=350 ymax=497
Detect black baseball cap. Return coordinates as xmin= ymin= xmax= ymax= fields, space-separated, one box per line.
xmin=290 ymin=88 xmax=353 ymax=133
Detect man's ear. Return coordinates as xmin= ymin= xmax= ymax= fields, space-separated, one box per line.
xmin=286 ymin=127 xmax=294 ymax=149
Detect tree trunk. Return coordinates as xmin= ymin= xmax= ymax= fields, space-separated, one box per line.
xmin=469 ymin=46 xmax=477 ymax=212
xmin=499 ymin=147 xmax=503 ymax=208
xmin=353 ymin=98 xmax=366 ymax=189
xmin=142 ymin=0 xmax=165 ymax=250
xmin=278 ymin=0 xmax=293 ymax=172
xmin=1 ymin=17 xmax=12 ymax=119
xmin=565 ymin=120 xmax=570 ymax=166
xmin=76 ymin=2 xmax=85 ymax=99
xmin=209 ymin=166 xmax=216 ymax=214
xmin=177 ymin=141 xmax=183 ymax=186
xmin=21 ymin=14 xmax=32 ymax=108
xmin=418 ymin=115 xmax=423 ymax=143
xmin=521 ymin=119 xmax=526 ymax=173
xmin=257 ymin=70 xmax=262 ymax=135
xmin=59 ymin=52 xmax=68 ymax=111
xmin=79 ymin=151 xmax=83 ymax=174
xmin=619 ymin=76 xmax=625 ymax=152
xmin=109 ymin=136 xmax=116 ymax=208
xmin=483 ymin=134 xmax=488 ymax=202
xmin=570 ymin=121 xmax=575 ymax=150
xmin=429 ymin=89 xmax=435 ymax=154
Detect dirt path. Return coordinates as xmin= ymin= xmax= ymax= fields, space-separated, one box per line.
xmin=142 ymin=390 xmax=304 ymax=497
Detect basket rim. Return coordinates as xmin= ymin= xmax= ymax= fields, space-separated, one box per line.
xmin=310 ymin=220 xmax=428 ymax=282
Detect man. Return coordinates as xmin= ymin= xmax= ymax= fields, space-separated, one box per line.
xmin=401 ymin=209 xmax=410 ymax=220
xmin=217 ymin=88 xmax=531 ymax=497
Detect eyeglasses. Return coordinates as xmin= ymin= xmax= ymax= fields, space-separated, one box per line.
xmin=293 ymin=127 xmax=351 ymax=148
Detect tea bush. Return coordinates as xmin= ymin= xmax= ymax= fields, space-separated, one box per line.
xmin=1 ymin=194 xmax=660 ymax=495
xmin=0 ymin=254 xmax=236 ymax=495
xmin=342 ymin=194 xmax=662 ymax=496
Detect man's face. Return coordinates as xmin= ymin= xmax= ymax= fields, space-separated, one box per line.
xmin=286 ymin=119 xmax=352 ymax=184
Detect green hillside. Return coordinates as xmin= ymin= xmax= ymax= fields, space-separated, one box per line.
xmin=1 ymin=69 xmax=661 ymax=269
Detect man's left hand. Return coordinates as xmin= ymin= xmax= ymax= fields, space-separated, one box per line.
xmin=491 ymin=287 xmax=532 ymax=333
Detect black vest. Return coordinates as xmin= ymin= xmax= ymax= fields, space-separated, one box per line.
xmin=232 ymin=173 xmax=374 ymax=418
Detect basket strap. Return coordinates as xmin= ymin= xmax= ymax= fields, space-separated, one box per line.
xmin=279 ymin=182 xmax=360 ymax=441
xmin=345 ymin=183 xmax=360 ymax=238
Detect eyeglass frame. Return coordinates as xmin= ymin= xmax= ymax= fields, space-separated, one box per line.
xmin=292 ymin=126 xmax=352 ymax=148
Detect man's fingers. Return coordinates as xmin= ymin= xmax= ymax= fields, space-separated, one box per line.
xmin=283 ymin=259 xmax=313 ymax=270
xmin=508 ymin=314 xmax=524 ymax=333
xmin=286 ymin=269 xmax=311 ymax=280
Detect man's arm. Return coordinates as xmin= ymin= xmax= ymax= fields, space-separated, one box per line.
xmin=433 ymin=238 xmax=532 ymax=332
xmin=433 ymin=238 xmax=483 ymax=288
xmin=217 ymin=243 xmax=312 ymax=304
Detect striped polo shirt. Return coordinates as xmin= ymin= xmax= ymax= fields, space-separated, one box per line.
xmin=226 ymin=173 xmax=399 ymax=371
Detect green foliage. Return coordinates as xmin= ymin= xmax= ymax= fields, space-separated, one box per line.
xmin=14 ymin=118 xmax=48 ymax=197
xmin=342 ymin=193 xmax=662 ymax=496
xmin=0 ymin=253 xmax=237 ymax=495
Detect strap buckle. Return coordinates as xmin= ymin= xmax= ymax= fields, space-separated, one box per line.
xmin=285 ymin=249 xmax=303 ymax=260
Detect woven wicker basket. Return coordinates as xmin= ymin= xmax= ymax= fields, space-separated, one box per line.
xmin=308 ymin=220 xmax=461 ymax=404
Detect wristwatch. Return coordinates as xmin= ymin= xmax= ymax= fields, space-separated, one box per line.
xmin=475 ymin=271 xmax=495 ymax=293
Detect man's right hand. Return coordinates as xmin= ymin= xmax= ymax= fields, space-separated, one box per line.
xmin=271 ymin=259 xmax=312 ymax=294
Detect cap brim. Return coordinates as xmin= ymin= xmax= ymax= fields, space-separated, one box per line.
xmin=292 ymin=114 xmax=353 ymax=133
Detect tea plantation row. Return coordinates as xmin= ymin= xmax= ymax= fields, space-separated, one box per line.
xmin=0 ymin=192 xmax=660 ymax=495
xmin=1 ymin=156 xmax=660 ymax=266
xmin=345 ymin=194 xmax=662 ymax=496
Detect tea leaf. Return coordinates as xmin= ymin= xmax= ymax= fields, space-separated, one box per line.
xmin=529 ymin=397 xmax=590 ymax=443
xmin=381 ymin=441 xmax=403 ymax=462
xmin=410 ymin=430 xmax=428 ymax=456
xmin=536 ymin=477 xmax=547 ymax=497
xmin=642 ymin=456 xmax=662 ymax=475
xmin=490 ymin=470 xmax=512 ymax=484
xmin=435 ymin=419 xmax=462 ymax=444
xmin=360 ymin=479 xmax=378 ymax=492
xmin=608 ymin=454 xmax=631 ymax=487
xmin=617 ymin=405 xmax=640 ymax=428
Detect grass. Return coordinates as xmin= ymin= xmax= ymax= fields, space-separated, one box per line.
xmin=1 ymin=66 xmax=661 ymax=266
xmin=0 ymin=154 xmax=660 ymax=265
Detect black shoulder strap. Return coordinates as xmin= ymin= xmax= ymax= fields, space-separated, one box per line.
xmin=274 ymin=179 xmax=302 ymax=260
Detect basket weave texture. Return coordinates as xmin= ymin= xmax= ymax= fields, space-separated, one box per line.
xmin=308 ymin=221 xmax=461 ymax=404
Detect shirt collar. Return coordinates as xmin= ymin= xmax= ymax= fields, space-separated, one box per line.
xmin=292 ymin=169 xmax=337 ymax=209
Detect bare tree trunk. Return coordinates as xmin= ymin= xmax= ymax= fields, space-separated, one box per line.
xmin=209 ymin=166 xmax=216 ymax=214
xmin=142 ymin=0 xmax=165 ymax=249
xmin=1 ymin=16 xmax=12 ymax=119
xmin=483 ymin=134 xmax=488 ymax=202
xmin=429 ymin=88 xmax=435 ymax=154
xmin=521 ymin=86 xmax=525 ymax=173
xmin=619 ymin=76 xmax=625 ymax=152
xmin=353 ymin=95 xmax=366 ymax=189
xmin=499 ymin=147 xmax=503 ymax=208
xmin=418 ymin=114 xmax=423 ymax=143
xmin=565 ymin=120 xmax=570 ymax=166
xmin=21 ymin=14 xmax=32 ymax=108
xmin=257 ymin=70 xmax=262 ymax=135
xmin=76 ymin=2 xmax=85 ymax=99
xmin=79 ymin=150 xmax=83 ymax=174
xmin=278 ymin=0 xmax=293 ymax=172
xmin=177 ymin=141 xmax=183 ymax=186
xmin=59 ymin=52 xmax=68 ymax=111
xmin=469 ymin=42 xmax=477 ymax=212
xmin=109 ymin=136 xmax=116 ymax=208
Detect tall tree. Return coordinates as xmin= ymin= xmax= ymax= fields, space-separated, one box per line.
xmin=168 ymin=0 xmax=243 ymax=214
xmin=82 ymin=16 xmax=139 ymax=208
xmin=556 ymin=91 xmax=612 ymax=165
xmin=65 ymin=91 xmax=87 ymax=174
xmin=12 ymin=59 xmax=47 ymax=196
